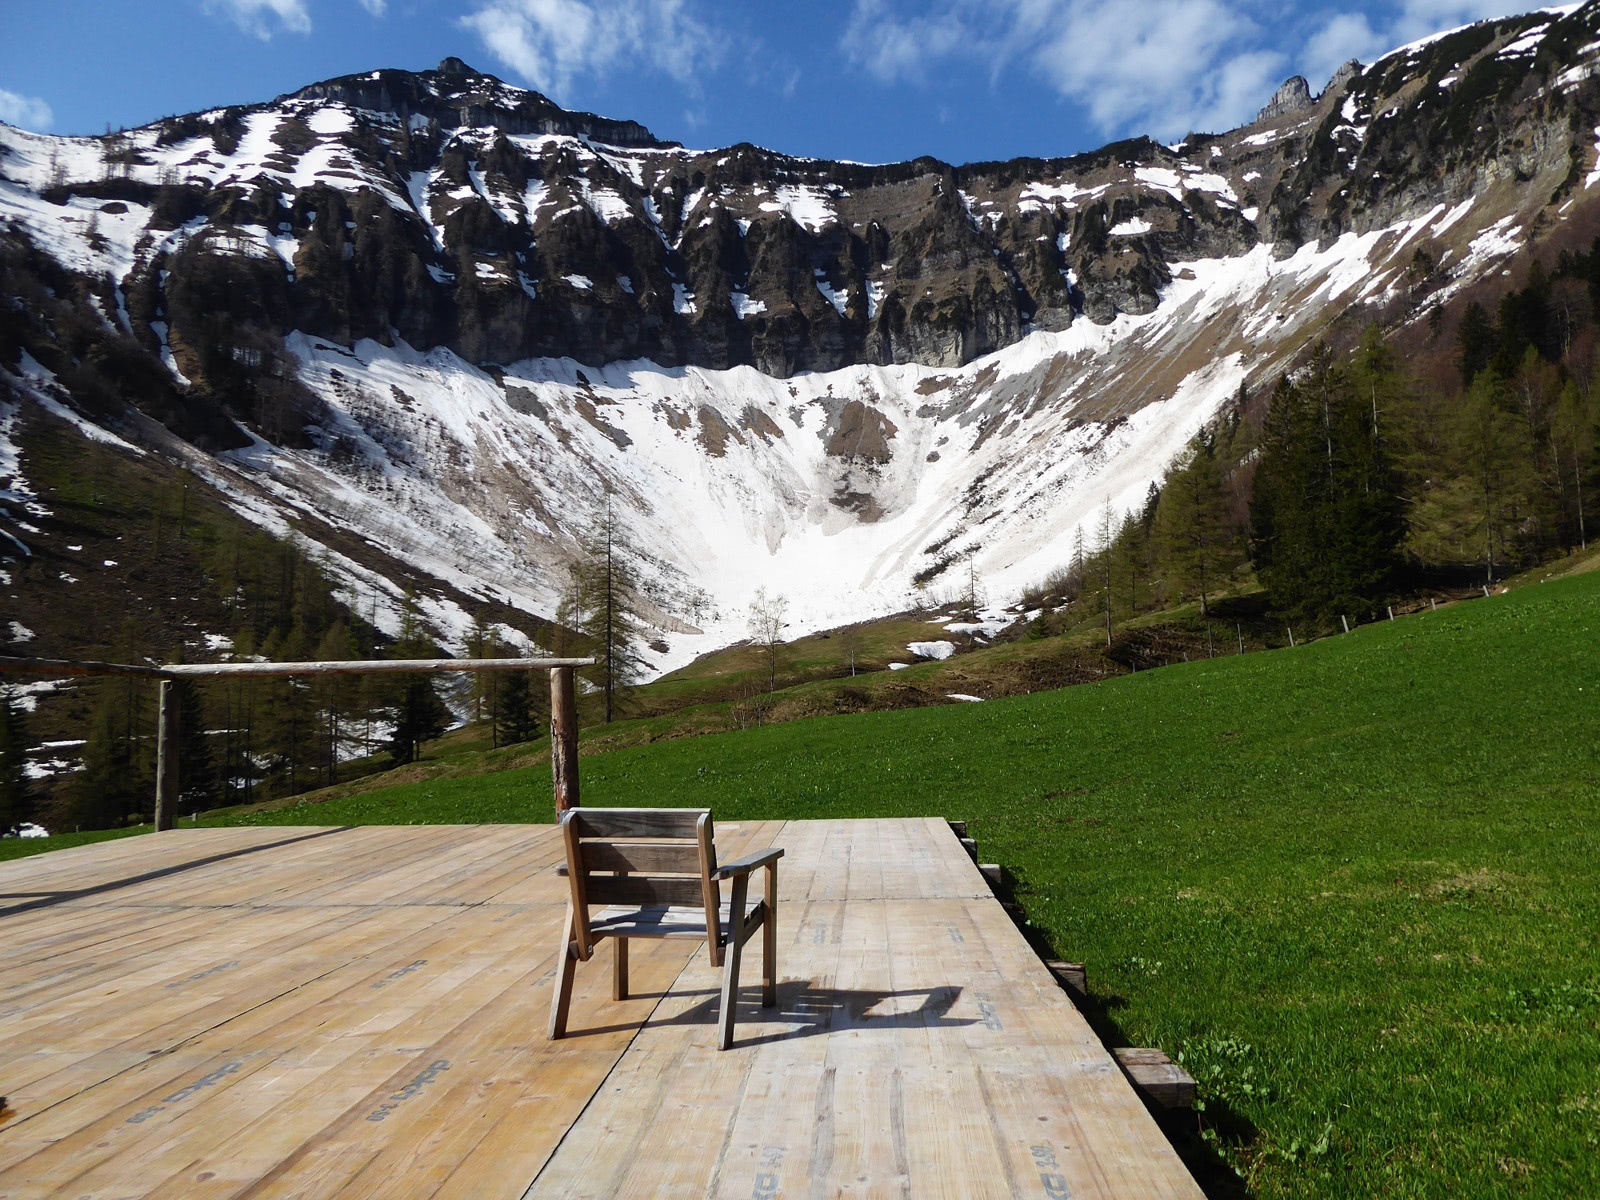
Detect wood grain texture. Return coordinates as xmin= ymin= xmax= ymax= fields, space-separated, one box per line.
xmin=0 ymin=818 xmax=1201 ymax=1199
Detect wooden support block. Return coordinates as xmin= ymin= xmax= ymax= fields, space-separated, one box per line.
xmin=1113 ymin=1047 xmax=1196 ymax=1109
xmin=978 ymin=863 xmax=1002 ymax=886
xmin=960 ymin=837 xmax=978 ymax=861
xmin=947 ymin=820 xmax=968 ymax=838
xmin=1043 ymin=960 xmax=1086 ymax=995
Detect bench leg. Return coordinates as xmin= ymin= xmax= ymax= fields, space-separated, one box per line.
xmin=762 ymin=863 xmax=778 ymax=1007
xmin=613 ymin=936 xmax=629 ymax=1001
xmin=548 ymin=906 xmax=579 ymax=1040
xmin=717 ymin=877 xmax=749 ymax=1050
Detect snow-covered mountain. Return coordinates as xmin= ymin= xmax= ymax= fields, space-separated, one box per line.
xmin=5 ymin=5 xmax=1600 ymax=674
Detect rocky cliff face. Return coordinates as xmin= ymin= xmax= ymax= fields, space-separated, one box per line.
xmin=9 ymin=7 xmax=1600 ymax=386
xmin=5 ymin=6 xmax=1600 ymax=668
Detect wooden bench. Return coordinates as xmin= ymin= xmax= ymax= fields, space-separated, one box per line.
xmin=548 ymin=807 xmax=783 ymax=1050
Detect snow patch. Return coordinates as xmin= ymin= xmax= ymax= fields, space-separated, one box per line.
xmin=4 ymin=679 xmax=63 ymax=713
xmin=1017 ymin=180 xmax=1106 ymax=211
xmin=866 ymin=280 xmax=886 ymax=321
xmin=758 ymin=184 xmax=837 ymax=232
xmin=814 ymin=271 xmax=848 ymax=316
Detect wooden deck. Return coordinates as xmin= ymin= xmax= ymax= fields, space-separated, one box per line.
xmin=0 ymin=819 xmax=1203 ymax=1198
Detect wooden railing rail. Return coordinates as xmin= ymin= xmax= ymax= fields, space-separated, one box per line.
xmin=0 ymin=655 xmax=595 ymax=829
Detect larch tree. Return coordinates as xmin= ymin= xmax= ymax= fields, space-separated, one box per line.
xmin=571 ymin=493 xmax=644 ymax=723
xmin=1155 ymin=433 xmax=1231 ymax=617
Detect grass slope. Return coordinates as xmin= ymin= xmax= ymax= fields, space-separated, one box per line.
xmin=10 ymin=574 xmax=1599 ymax=1196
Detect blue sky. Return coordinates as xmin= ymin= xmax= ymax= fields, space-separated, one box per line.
xmin=0 ymin=0 xmax=1556 ymax=164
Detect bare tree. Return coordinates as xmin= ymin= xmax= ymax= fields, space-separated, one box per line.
xmin=962 ymin=550 xmax=984 ymax=616
xmin=748 ymin=587 xmax=789 ymax=693
xmin=839 ymin=623 xmax=864 ymax=677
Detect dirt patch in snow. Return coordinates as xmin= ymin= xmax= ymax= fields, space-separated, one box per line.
xmin=697 ymin=406 xmax=734 ymax=457
xmin=824 ymin=400 xmax=898 ymax=463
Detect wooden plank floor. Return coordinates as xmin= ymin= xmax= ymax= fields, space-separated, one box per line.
xmin=0 ymin=820 xmax=1201 ymax=1199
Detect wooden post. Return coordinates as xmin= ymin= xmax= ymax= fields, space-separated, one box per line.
xmin=550 ymin=666 xmax=579 ymax=814
xmin=1341 ymin=614 xmax=1350 ymax=634
xmin=155 ymin=679 xmax=178 ymax=831
xmin=1287 ymin=626 xmax=1295 ymax=648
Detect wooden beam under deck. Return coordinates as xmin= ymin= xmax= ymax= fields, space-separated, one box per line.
xmin=0 ymin=819 xmax=1201 ymax=1198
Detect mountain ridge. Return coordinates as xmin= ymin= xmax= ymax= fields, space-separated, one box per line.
xmin=4 ymin=2 xmax=1600 ymax=685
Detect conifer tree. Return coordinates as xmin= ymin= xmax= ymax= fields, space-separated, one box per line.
xmin=493 ymin=668 xmax=542 ymax=747
xmin=73 ymin=679 xmax=145 ymax=829
xmin=1156 ymin=433 xmax=1232 ymax=616
xmin=1454 ymin=370 xmax=1536 ymax=583
xmin=571 ymin=494 xmax=644 ymax=722
xmin=312 ymin=621 xmax=357 ymax=787
xmin=1456 ymin=300 xmax=1497 ymax=385
xmin=173 ymin=675 xmax=219 ymax=812
xmin=1250 ymin=344 xmax=1405 ymax=619
xmin=0 ymin=690 xmax=29 ymax=832
xmin=383 ymin=595 xmax=451 ymax=764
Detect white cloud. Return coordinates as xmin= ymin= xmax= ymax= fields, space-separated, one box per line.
xmin=1029 ymin=0 xmax=1283 ymax=139
xmin=461 ymin=0 xmax=721 ymax=99
xmin=202 ymin=0 xmax=313 ymax=39
xmin=359 ymin=0 xmax=388 ymax=15
xmin=1302 ymin=13 xmax=1387 ymax=89
xmin=843 ymin=0 xmax=1286 ymax=139
xmin=0 ymin=89 xmax=53 ymax=131
xmin=842 ymin=0 xmax=981 ymax=84
xmin=843 ymin=0 xmax=1568 ymax=144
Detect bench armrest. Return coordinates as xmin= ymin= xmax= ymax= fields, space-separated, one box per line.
xmin=714 ymin=848 xmax=784 ymax=879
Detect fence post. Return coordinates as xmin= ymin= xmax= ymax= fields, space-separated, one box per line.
xmin=549 ymin=666 xmax=579 ymax=814
xmin=155 ymin=679 xmax=178 ymax=831
xmin=1341 ymin=614 xmax=1350 ymax=634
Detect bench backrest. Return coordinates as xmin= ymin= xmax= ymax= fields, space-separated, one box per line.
xmin=558 ymin=808 xmax=720 ymax=959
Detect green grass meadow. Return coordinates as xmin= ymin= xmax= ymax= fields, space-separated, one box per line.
xmin=10 ymin=572 xmax=1600 ymax=1196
